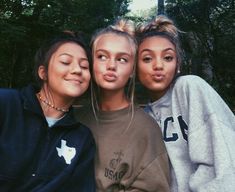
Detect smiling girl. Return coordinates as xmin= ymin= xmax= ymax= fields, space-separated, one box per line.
xmin=0 ymin=31 xmax=95 ymax=191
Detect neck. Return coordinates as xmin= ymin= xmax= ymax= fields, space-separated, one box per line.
xmin=149 ymin=89 xmax=167 ymax=102
xmin=38 ymin=87 xmax=74 ymax=118
xmin=99 ymin=89 xmax=130 ymax=111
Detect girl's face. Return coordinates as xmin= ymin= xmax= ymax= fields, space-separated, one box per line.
xmin=138 ymin=36 xmax=177 ymax=100
xmin=39 ymin=42 xmax=90 ymax=100
xmin=93 ymin=34 xmax=134 ymax=93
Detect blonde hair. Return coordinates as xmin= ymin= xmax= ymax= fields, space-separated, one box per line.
xmin=90 ymin=18 xmax=137 ymax=126
xmin=137 ymin=15 xmax=183 ymax=72
xmin=91 ymin=18 xmax=137 ymax=60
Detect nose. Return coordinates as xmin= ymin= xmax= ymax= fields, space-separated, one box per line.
xmin=152 ymin=57 xmax=163 ymax=70
xmin=71 ymin=62 xmax=82 ymax=74
xmin=106 ymin=58 xmax=116 ymax=71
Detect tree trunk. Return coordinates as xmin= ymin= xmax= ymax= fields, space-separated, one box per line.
xmin=157 ymin=0 xmax=164 ymax=15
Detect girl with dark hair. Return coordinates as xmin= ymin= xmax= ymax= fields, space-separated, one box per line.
xmin=137 ymin=15 xmax=235 ymax=191
xmin=0 ymin=31 xmax=95 ymax=191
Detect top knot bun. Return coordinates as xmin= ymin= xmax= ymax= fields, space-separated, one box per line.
xmin=138 ymin=15 xmax=179 ymax=38
xmin=111 ymin=18 xmax=136 ymax=37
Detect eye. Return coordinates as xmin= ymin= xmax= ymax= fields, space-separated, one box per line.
xmin=97 ymin=54 xmax=108 ymax=61
xmin=60 ymin=61 xmax=70 ymax=65
xmin=117 ymin=57 xmax=128 ymax=64
xmin=79 ymin=60 xmax=89 ymax=69
xmin=164 ymin=55 xmax=174 ymax=62
xmin=142 ymin=56 xmax=152 ymax=63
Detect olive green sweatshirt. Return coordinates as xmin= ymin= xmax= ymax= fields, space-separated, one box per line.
xmin=75 ymin=106 xmax=170 ymax=191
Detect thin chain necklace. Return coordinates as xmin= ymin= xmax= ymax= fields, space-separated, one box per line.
xmin=37 ymin=92 xmax=69 ymax=113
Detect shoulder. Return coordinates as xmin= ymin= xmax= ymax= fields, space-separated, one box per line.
xmin=175 ymin=75 xmax=209 ymax=88
xmin=0 ymin=88 xmax=19 ymax=97
xmin=77 ymin=123 xmax=95 ymax=142
xmin=133 ymin=106 xmax=161 ymax=132
xmin=134 ymin=107 xmax=156 ymax=123
xmin=173 ymin=75 xmax=233 ymax=115
xmin=0 ymin=88 xmax=22 ymax=120
xmin=73 ymin=105 xmax=95 ymax=128
xmin=73 ymin=105 xmax=92 ymax=117
xmin=132 ymin=107 xmax=167 ymax=153
xmin=0 ymin=88 xmax=20 ymax=104
xmin=173 ymin=75 xmax=214 ymax=95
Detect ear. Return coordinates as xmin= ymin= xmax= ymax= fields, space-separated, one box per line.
xmin=38 ymin=65 xmax=47 ymax=81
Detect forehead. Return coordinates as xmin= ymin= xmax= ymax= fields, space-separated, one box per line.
xmin=54 ymin=42 xmax=87 ymax=56
xmin=95 ymin=34 xmax=132 ymax=54
xmin=139 ymin=36 xmax=175 ymax=50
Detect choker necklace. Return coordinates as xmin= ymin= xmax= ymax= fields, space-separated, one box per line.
xmin=38 ymin=93 xmax=69 ymax=113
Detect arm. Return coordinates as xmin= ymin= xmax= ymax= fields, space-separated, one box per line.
xmin=120 ymin=110 xmax=170 ymax=192
xmin=189 ymin=115 xmax=235 ymax=192
xmin=181 ymin=76 xmax=235 ymax=191
xmin=125 ymin=153 xmax=170 ymax=192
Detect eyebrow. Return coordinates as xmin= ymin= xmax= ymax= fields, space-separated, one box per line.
xmin=140 ymin=47 xmax=175 ymax=53
xmin=59 ymin=53 xmax=73 ymax=57
xmin=59 ymin=53 xmax=88 ymax=60
xmin=96 ymin=49 xmax=132 ymax=56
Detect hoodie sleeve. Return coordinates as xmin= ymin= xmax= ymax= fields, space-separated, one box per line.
xmin=180 ymin=76 xmax=235 ymax=191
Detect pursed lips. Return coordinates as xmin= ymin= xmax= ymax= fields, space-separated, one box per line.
xmin=151 ymin=72 xmax=165 ymax=81
xmin=103 ymin=72 xmax=117 ymax=82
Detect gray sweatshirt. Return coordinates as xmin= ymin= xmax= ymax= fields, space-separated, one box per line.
xmin=145 ymin=75 xmax=235 ymax=192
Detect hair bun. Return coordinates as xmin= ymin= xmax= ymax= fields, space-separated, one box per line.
xmin=138 ymin=15 xmax=179 ymax=38
xmin=111 ymin=19 xmax=135 ymax=37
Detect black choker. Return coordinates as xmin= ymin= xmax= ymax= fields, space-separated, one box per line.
xmin=38 ymin=93 xmax=69 ymax=113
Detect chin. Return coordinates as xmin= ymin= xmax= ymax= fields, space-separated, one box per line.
xmin=146 ymin=85 xmax=165 ymax=92
xmin=67 ymin=89 xmax=87 ymax=98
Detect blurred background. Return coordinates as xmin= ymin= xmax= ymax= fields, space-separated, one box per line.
xmin=0 ymin=0 xmax=234 ymax=111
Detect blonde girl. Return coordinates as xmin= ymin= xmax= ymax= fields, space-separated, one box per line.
xmin=76 ymin=19 xmax=170 ymax=191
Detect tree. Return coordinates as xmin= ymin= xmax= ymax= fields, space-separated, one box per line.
xmin=165 ymin=0 xmax=235 ymax=110
xmin=0 ymin=0 xmax=131 ymax=88
xmin=158 ymin=0 xmax=165 ymax=15
xmin=132 ymin=0 xmax=234 ymax=110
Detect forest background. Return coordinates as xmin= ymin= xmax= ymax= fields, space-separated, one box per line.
xmin=0 ymin=0 xmax=234 ymax=111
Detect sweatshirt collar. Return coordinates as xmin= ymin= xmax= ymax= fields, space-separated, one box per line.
xmin=20 ymin=84 xmax=78 ymax=127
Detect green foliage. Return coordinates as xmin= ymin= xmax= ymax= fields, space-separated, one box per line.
xmin=165 ymin=0 xmax=235 ymax=109
xmin=0 ymin=0 xmax=234 ymax=110
xmin=0 ymin=0 xmax=130 ymax=88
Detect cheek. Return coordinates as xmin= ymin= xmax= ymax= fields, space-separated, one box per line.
xmin=93 ymin=67 xmax=101 ymax=80
xmin=93 ymin=60 xmax=104 ymax=74
xmin=167 ymin=64 xmax=177 ymax=76
xmin=92 ymin=67 xmax=102 ymax=84
xmin=137 ymin=64 xmax=148 ymax=78
xmin=125 ymin=65 xmax=134 ymax=75
xmin=84 ymin=71 xmax=91 ymax=81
